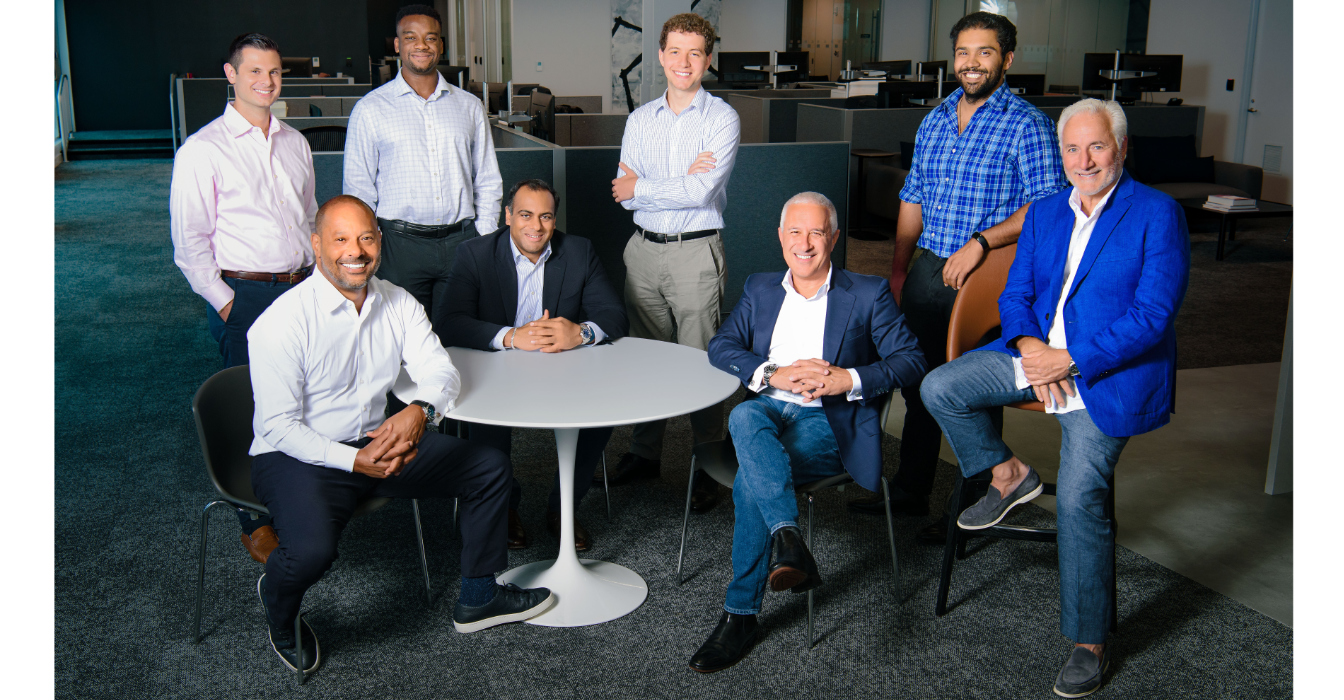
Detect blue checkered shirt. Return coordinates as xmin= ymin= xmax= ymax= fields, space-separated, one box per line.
xmin=899 ymin=83 xmax=1067 ymax=258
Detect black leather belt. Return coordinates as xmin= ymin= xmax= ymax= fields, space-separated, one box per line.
xmin=639 ymin=227 xmax=718 ymax=244
xmin=378 ymin=217 xmax=467 ymax=239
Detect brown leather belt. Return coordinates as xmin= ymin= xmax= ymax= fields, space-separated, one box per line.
xmin=639 ymin=227 xmax=718 ymax=244
xmin=222 ymin=266 xmax=312 ymax=284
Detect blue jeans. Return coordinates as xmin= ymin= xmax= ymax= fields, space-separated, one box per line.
xmin=921 ymin=351 xmax=1129 ymax=644
xmin=724 ymin=396 xmax=844 ymax=615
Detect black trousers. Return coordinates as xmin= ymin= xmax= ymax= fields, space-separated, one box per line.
xmin=376 ymin=220 xmax=477 ymax=324
xmin=465 ymin=423 xmax=612 ymax=512
xmin=894 ymin=249 xmax=1002 ymax=499
xmin=207 ymin=276 xmax=303 ymax=369
xmin=251 ymin=432 xmax=511 ymax=630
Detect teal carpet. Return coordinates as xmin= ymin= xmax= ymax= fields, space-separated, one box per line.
xmin=55 ymin=160 xmax=1291 ymax=698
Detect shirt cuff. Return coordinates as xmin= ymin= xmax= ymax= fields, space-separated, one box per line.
xmin=583 ymin=322 xmax=606 ymax=346
xmin=747 ymin=361 xmax=772 ymax=393
xmin=202 ymin=278 xmax=236 ymax=312
xmin=631 ymin=177 xmax=652 ymax=206
xmin=491 ymin=326 xmax=510 ymax=350
xmin=324 ymin=441 xmax=359 ymax=472
xmin=845 ymin=368 xmax=864 ymax=402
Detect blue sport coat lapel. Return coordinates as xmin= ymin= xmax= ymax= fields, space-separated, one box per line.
xmin=1065 ymin=173 xmax=1134 ymax=304
xmin=541 ymin=231 xmax=567 ymax=316
xmin=753 ymin=278 xmax=787 ymax=358
xmin=822 ymin=269 xmax=856 ymax=364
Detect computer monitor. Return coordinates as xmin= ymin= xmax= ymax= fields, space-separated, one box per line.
xmin=716 ymin=51 xmax=771 ymax=86
xmin=1005 ymin=73 xmax=1045 ymax=96
xmin=1081 ymin=53 xmax=1116 ymax=91
xmin=877 ymin=79 xmax=959 ymax=108
xmin=468 ymin=80 xmax=507 ymax=112
xmin=528 ymin=90 xmax=555 ymax=142
xmin=281 ymin=57 xmax=313 ymax=78
xmin=775 ymin=51 xmax=809 ymax=85
xmin=437 ymin=65 xmax=468 ymax=88
xmin=862 ymin=60 xmax=912 ymax=78
xmin=1122 ymin=54 xmax=1183 ymax=93
xmin=916 ymin=60 xmax=947 ymax=80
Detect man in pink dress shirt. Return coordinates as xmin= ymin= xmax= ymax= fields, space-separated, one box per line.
xmin=169 ymin=33 xmax=318 ymax=564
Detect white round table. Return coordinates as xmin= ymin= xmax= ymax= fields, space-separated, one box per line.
xmin=396 ymin=337 xmax=738 ymax=626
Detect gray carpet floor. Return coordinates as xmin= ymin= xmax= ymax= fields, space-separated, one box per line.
xmin=55 ymin=160 xmax=1292 ymax=698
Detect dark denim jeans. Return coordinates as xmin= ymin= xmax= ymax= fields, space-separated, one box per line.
xmin=921 ymin=350 xmax=1128 ymax=644
xmin=723 ymin=396 xmax=843 ymax=615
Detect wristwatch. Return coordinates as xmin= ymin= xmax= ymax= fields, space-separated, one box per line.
xmin=971 ymin=231 xmax=991 ymax=253
xmin=760 ymin=363 xmax=780 ymax=388
xmin=579 ymin=323 xmax=595 ymax=346
xmin=1067 ymin=361 xmax=1081 ymax=378
xmin=409 ymin=400 xmax=438 ymax=426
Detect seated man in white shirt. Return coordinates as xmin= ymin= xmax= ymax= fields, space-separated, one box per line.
xmin=247 ymin=195 xmax=554 ymax=677
xmin=692 ymin=193 xmax=926 ymax=672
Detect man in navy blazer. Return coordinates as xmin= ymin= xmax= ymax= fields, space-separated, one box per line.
xmin=439 ymin=179 xmax=628 ymax=551
xmin=921 ymin=100 xmax=1189 ymax=698
xmin=689 ymin=192 xmax=926 ymax=673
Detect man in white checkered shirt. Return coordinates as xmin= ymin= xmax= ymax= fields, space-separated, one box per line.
xmin=604 ymin=12 xmax=740 ymax=513
xmin=343 ymin=3 xmax=503 ymax=326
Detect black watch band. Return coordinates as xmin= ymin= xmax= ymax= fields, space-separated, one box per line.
xmin=972 ymin=231 xmax=991 ymax=253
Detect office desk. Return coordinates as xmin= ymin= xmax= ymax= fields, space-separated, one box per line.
xmin=399 ymin=337 xmax=737 ymax=626
xmin=1177 ymin=199 xmax=1293 ymax=260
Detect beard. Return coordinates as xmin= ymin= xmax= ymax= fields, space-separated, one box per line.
xmin=1068 ymin=161 xmax=1124 ymax=198
xmin=320 ymin=254 xmax=381 ymax=292
xmin=958 ymin=64 xmax=1005 ymax=101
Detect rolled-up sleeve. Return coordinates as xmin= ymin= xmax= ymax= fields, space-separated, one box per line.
xmin=1016 ymin=113 xmax=1068 ymax=203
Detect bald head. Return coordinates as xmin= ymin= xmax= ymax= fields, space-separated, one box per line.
xmin=314 ymin=194 xmax=376 ymax=235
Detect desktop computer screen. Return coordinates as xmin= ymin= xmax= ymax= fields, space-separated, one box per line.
xmin=716 ymin=51 xmax=771 ymax=86
xmin=1005 ymin=73 xmax=1045 ymax=96
xmin=775 ymin=51 xmax=809 ymax=84
xmin=281 ymin=57 xmax=313 ymax=78
xmin=862 ymin=60 xmax=912 ymax=78
xmin=916 ymin=60 xmax=947 ymax=79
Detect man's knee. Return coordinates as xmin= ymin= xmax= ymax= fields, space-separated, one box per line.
xmin=919 ymin=361 xmax=961 ymax=415
xmin=276 ymin=537 xmax=339 ymax=587
xmin=728 ymin=400 xmax=771 ymax=438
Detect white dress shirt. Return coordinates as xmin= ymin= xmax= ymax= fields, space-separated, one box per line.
xmin=488 ymin=237 xmax=605 ymax=350
xmin=618 ymin=87 xmax=740 ymax=234
xmin=169 ymin=103 xmax=317 ymax=311
xmin=343 ymin=70 xmax=503 ymax=229
xmin=1013 ymin=183 xmax=1118 ymax=414
xmin=746 ymin=267 xmax=863 ymax=408
xmin=247 ymin=271 xmax=460 ymax=471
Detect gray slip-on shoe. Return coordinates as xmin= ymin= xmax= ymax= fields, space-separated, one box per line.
xmin=1053 ymin=645 xmax=1110 ymax=698
xmin=956 ymin=467 xmax=1043 ymax=530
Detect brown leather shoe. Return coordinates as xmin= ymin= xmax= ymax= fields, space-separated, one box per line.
xmin=241 ymin=525 xmax=279 ymax=564
xmin=546 ymin=511 xmax=591 ymax=551
xmin=508 ymin=509 xmax=528 ymax=550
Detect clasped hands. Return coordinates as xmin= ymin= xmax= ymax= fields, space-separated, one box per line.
xmin=353 ymin=405 xmax=426 ymax=478
xmin=767 ymin=358 xmax=854 ymax=401
xmin=1017 ymin=337 xmax=1076 ymax=409
xmin=611 ymin=152 xmax=716 ymax=203
xmin=507 ymin=310 xmax=583 ymax=352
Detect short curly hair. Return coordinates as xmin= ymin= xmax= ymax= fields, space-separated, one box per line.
xmin=659 ymin=13 xmax=716 ymax=54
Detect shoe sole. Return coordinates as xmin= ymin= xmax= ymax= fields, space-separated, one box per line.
xmin=957 ymin=481 xmax=1044 ymax=531
xmin=453 ymin=591 xmax=558 ymax=633
xmin=768 ymin=566 xmax=808 ymax=592
xmin=258 ymin=575 xmax=321 ymax=675
xmin=687 ymin=632 xmax=759 ymax=673
xmin=1053 ymin=658 xmax=1110 ymax=698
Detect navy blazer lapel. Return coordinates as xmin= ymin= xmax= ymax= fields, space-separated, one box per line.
xmin=494 ymin=230 xmax=519 ymax=323
xmin=1065 ymin=174 xmax=1133 ymax=303
xmin=822 ymin=269 xmax=855 ymax=364
xmin=754 ymin=276 xmax=787 ymax=357
xmin=541 ymin=231 xmax=566 ymax=316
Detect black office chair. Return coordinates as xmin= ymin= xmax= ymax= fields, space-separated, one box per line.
xmin=190 ymin=366 xmax=432 ymax=684
xmin=308 ymin=103 xmax=322 ymax=117
xmin=675 ymin=416 xmax=900 ymax=649
xmin=299 ymin=125 xmax=347 ymax=152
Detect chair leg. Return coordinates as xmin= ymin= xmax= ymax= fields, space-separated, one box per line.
xmin=1107 ymin=485 xmax=1118 ymax=633
xmin=935 ymin=477 xmax=966 ymax=616
xmin=294 ymin=612 xmax=305 ymax=686
xmin=602 ymin=452 xmax=611 ymax=521
xmin=806 ymin=493 xmax=815 ymax=650
xmin=452 ymin=498 xmax=459 ymax=535
xmin=193 ymin=499 xmax=230 ymax=644
xmin=675 ymin=456 xmax=698 ymax=582
xmin=880 ymin=477 xmax=899 ymax=595
xmin=412 ymin=499 xmax=431 ymax=604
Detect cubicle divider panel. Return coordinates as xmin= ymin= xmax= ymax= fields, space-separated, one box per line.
xmin=559 ymin=148 xmax=636 ymax=298
xmin=179 ymin=79 xmax=229 ymax=139
xmin=727 ymin=95 xmax=767 ymax=144
xmin=495 ymin=148 xmax=557 ymax=231
xmin=556 ymin=115 xmax=628 ymax=147
xmin=848 ymin=109 xmax=931 ymax=152
xmin=763 ymin=98 xmax=848 ymax=143
xmin=312 ymin=153 xmax=344 ymax=205
xmin=320 ymin=84 xmax=372 ymax=97
xmin=280 ymin=116 xmax=350 ymax=131
xmin=796 ymin=104 xmax=849 ymax=143
xmin=491 ymin=125 xmax=558 ymax=151
xmin=554 ymin=96 xmax=602 ymax=114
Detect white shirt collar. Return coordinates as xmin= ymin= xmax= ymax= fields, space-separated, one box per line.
xmin=392 ymin=68 xmax=452 ymax=101
xmin=781 ymin=265 xmax=833 ymax=301
xmin=1067 ymin=179 xmax=1120 ymax=222
xmin=311 ymin=266 xmax=381 ymax=313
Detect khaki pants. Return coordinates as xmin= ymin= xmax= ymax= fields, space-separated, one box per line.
xmin=622 ymin=231 xmax=728 ymax=458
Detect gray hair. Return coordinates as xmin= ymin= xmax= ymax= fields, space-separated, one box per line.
xmin=779 ymin=191 xmax=839 ymax=232
xmin=1057 ymin=98 xmax=1128 ymax=150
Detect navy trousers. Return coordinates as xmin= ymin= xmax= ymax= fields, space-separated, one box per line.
xmin=251 ymin=432 xmax=511 ymax=630
xmin=207 ymin=276 xmax=303 ymax=370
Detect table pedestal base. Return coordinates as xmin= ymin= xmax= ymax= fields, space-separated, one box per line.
xmin=497 ymin=556 xmax=648 ymax=627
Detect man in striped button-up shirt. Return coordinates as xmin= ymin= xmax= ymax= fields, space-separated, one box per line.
xmin=851 ymin=12 xmax=1067 ymax=534
xmin=604 ymin=13 xmax=740 ymax=511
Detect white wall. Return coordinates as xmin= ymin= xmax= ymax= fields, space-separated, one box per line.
xmin=511 ymin=0 xmax=614 ymax=113
xmin=881 ymin=0 xmax=930 ymax=62
xmin=719 ymin=0 xmax=788 ymax=51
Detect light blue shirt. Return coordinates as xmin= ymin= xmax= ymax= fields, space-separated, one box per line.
xmin=489 ymin=237 xmax=606 ymax=349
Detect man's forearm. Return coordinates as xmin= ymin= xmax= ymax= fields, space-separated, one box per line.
xmin=892 ymin=200 xmax=923 ymax=273
xmin=979 ymin=203 xmax=1029 ymax=248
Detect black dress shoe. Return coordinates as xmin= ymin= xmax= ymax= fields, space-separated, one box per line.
xmin=688 ymin=612 xmax=759 ymax=673
xmin=593 ymin=452 xmax=661 ymax=485
xmin=767 ymin=526 xmax=821 ymax=593
xmin=847 ymin=491 xmax=930 ymax=517
xmin=689 ymin=471 xmax=720 ymax=513
xmin=257 ymin=574 xmax=321 ymax=675
xmin=507 ymin=509 xmax=528 ymax=550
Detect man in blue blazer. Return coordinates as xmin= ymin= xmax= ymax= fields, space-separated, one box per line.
xmin=689 ymin=192 xmax=926 ymax=673
xmin=921 ymin=100 xmax=1190 ymax=698
xmin=439 ymin=179 xmax=628 ymax=552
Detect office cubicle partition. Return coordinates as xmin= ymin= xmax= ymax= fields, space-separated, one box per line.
xmin=727 ymin=95 xmax=848 ymax=143
xmin=174 ymin=77 xmax=367 ymax=141
xmin=553 ymin=114 xmax=628 ymax=147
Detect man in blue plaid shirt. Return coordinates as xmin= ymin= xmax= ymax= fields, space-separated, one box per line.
xmin=849 ymin=12 xmax=1067 ymax=533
